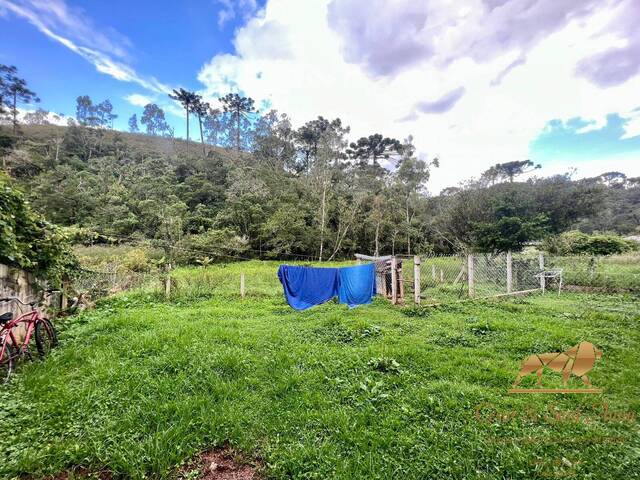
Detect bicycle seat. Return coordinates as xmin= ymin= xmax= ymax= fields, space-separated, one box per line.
xmin=0 ymin=312 xmax=13 ymax=324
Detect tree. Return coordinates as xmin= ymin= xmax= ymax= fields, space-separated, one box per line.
xmin=75 ymin=95 xmax=98 ymax=126
xmin=140 ymin=103 xmax=169 ymax=136
xmin=23 ymin=108 xmax=50 ymax=125
xmin=393 ymin=138 xmax=435 ymax=254
xmin=192 ymin=96 xmax=209 ymax=157
xmin=219 ymin=93 xmax=255 ymax=151
xmin=0 ymin=65 xmax=18 ymax=117
xmin=203 ymin=107 xmax=223 ymax=146
xmin=480 ymin=159 xmax=541 ymax=184
xmin=128 ymin=114 xmax=139 ymax=133
xmin=1 ymin=65 xmax=40 ymax=133
xmin=252 ymin=110 xmax=296 ymax=171
xmin=96 ymin=100 xmax=117 ymax=128
xmin=169 ymin=88 xmax=198 ymax=142
xmin=346 ymin=134 xmax=403 ymax=166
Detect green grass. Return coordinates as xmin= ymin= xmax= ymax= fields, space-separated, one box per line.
xmin=1 ymin=261 xmax=639 ymax=479
xmin=548 ymin=254 xmax=640 ymax=290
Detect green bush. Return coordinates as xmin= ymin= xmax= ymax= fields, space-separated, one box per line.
xmin=544 ymin=230 xmax=636 ymax=256
xmin=173 ymin=228 xmax=249 ymax=265
xmin=122 ymin=247 xmax=153 ymax=272
xmin=0 ymin=174 xmax=76 ymax=283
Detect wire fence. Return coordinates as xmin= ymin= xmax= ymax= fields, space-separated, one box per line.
xmin=70 ymin=266 xmax=159 ymax=301
xmin=546 ymin=254 xmax=640 ymax=292
xmin=406 ymin=251 xmax=638 ymax=304
xmin=66 ymin=252 xmax=639 ymax=307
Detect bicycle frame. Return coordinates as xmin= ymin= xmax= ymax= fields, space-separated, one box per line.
xmin=0 ymin=307 xmax=41 ymax=362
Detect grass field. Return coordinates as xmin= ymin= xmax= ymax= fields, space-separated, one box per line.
xmin=1 ymin=261 xmax=639 ymax=479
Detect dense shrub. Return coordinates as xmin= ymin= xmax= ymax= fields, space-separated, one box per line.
xmin=173 ymin=228 xmax=249 ymax=265
xmin=0 ymin=174 xmax=76 ymax=283
xmin=544 ymin=230 xmax=636 ymax=255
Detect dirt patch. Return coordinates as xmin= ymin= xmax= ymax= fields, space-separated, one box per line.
xmin=179 ymin=448 xmax=261 ymax=480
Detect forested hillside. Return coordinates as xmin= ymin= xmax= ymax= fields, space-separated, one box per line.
xmin=2 ymin=122 xmax=638 ymax=262
xmin=1 ymin=64 xmax=638 ymax=262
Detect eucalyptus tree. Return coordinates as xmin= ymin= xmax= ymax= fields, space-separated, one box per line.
xmin=141 ymin=103 xmax=168 ymax=136
xmin=203 ymin=107 xmax=223 ymax=146
xmin=219 ymin=93 xmax=255 ymax=151
xmin=128 ymin=114 xmax=139 ymax=133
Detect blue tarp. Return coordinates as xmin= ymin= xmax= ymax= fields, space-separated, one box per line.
xmin=277 ymin=263 xmax=376 ymax=311
xmin=277 ymin=265 xmax=339 ymax=310
xmin=338 ymin=263 xmax=377 ymax=308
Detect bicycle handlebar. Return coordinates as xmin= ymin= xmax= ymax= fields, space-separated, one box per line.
xmin=0 ymin=297 xmax=35 ymax=306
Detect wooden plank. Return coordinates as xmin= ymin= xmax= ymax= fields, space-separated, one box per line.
xmin=413 ymin=256 xmax=421 ymax=305
xmin=391 ymin=256 xmax=398 ymax=305
xmin=467 ymin=254 xmax=475 ymax=297
xmin=506 ymin=250 xmax=513 ymax=293
xmin=508 ymin=388 xmax=602 ymax=394
xmin=539 ymin=252 xmax=545 ymax=293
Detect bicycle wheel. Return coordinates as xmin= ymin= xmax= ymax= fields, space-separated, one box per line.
xmin=35 ymin=319 xmax=57 ymax=358
xmin=0 ymin=340 xmax=14 ymax=382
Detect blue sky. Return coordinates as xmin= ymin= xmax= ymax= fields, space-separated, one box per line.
xmin=0 ymin=0 xmax=264 ymax=132
xmin=1 ymin=0 xmax=639 ymax=191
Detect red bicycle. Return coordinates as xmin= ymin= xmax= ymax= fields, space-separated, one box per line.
xmin=0 ymin=296 xmax=58 ymax=382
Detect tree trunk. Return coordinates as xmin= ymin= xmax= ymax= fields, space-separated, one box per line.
xmin=318 ymin=180 xmax=327 ymax=262
xmin=236 ymin=110 xmax=241 ymax=151
xmin=405 ymin=197 xmax=411 ymax=255
xmin=12 ymin=92 xmax=17 ymax=134
xmin=374 ymin=219 xmax=380 ymax=257
xmin=198 ymin=115 xmax=205 ymax=158
xmin=186 ymin=108 xmax=190 ymax=142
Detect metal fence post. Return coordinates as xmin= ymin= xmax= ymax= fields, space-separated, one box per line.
xmin=467 ymin=254 xmax=475 ymax=297
xmin=506 ymin=250 xmax=513 ymax=293
xmin=391 ymin=256 xmax=398 ymax=305
xmin=538 ymin=252 xmax=545 ymax=293
xmin=414 ymin=255 xmax=421 ymax=305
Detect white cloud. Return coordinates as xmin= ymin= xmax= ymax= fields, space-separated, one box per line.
xmin=125 ymin=94 xmax=154 ymax=107
xmin=2 ymin=0 xmax=172 ymax=95
xmin=197 ymin=0 xmax=640 ymax=193
xmin=216 ymin=0 xmax=258 ymax=28
xmin=620 ymin=109 xmax=640 ymax=140
xmin=11 ymin=107 xmax=68 ymax=126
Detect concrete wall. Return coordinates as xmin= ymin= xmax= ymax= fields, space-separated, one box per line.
xmin=0 ymin=263 xmax=45 ymax=345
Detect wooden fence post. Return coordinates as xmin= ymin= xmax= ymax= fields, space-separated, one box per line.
xmin=506 ymin=250 xmax=513 ymax=293
xmin=414 ymin=256 xmax=421 ymax=305
xmin=61 ymin=279 xmax=69 ymax=310
xmin=391 ymin=256 xmax=398 ymax=305
xmin=164 ymin=263 xmax=172 ymax=298
xmin=240 ymin=272 xmax=245 ymax=298
xmin=539 ymin=252 xmax=545 ymax=293
xmin=432 ymin=265 xmax=436 ymax=282
xmin=467 ymin=254 xmax=475 ymax=297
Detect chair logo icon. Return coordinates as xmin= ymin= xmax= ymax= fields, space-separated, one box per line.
xmin=508 ymin=341 xmax=603 ymax=394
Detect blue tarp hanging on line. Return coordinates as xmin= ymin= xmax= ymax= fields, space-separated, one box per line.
xmin=277 ymin=263 xmax=376 ymax=311
xmin=338 ymin=263 xmax=377 ymax=308
xmin=277 ymin=265 xmax=339 ymax=311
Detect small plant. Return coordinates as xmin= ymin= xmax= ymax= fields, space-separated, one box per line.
xmin=368 ymin=356 xmax=401 ymax=374
xmin=401 ymin=306 xmax=432 ymax=318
